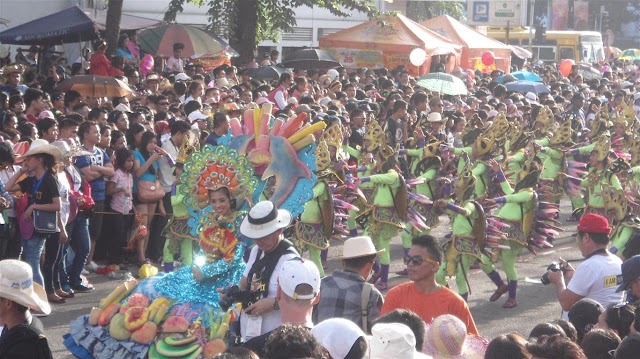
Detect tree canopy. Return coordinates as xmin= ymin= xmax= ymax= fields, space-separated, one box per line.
xmin=164 ymin=0 xmax=378 ymax=63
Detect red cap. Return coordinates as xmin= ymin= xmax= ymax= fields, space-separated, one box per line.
xmin=577 ymin=213 xmax=611 ymax=235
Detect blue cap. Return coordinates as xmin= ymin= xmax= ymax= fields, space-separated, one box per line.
xmin=617 ymin=255 xmax=640 ymax=292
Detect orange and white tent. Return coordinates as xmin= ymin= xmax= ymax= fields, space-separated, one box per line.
xmin=319 ymin=14 xmax=461 ymax=75
xmin=422 ymin=15 xmax=512 ymax=73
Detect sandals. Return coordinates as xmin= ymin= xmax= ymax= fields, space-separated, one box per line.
xmin=503 ymin=298 xmax=518 ymax=309
xmin=489 ymin=284 xmax=508 ymax=302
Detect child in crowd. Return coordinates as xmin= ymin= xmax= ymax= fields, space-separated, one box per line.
xmin=105 ymin=148 xmax=134 ymax=266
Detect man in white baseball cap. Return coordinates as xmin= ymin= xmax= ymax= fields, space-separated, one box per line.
xmin=235 ymin=201 xmax=299 ymax=343
xmin=314 ymin=236 xmax=384 ymax=332
xmin=0 ymin=259 xmax=53 ymax=358
xmin=242 ymin=257 xmax=320 ymax=356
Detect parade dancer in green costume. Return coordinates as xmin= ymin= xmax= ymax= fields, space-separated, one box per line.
xmin=602 ymin=184 xmax=640 ymax=259
xmin=398 ymin=137 xmax=444 ymax=275
xmin=344 ymin=121 xmax=383 ymax=237
xmin=486 ymin=155 xmax=560 ymax=308
xmin=355 ymin=146 xmax=407 ymax=291
xmin=433 ymin=157 xmax=507 ymax=302
xmin=295 ymin=125 xmax=346 ymax=276
xmin=561 ymin=135 xmax=622 ymax=218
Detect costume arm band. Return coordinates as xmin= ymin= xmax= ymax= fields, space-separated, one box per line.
xmin=565 ymin=175 xmax=582 ymax=185
xmin=495 ymin=197 xmax=507 ymax=204
xmin=496 ymin=171 xmax=507 ymax=183
xmin=446 ymin=203 xmax=468 ymax=215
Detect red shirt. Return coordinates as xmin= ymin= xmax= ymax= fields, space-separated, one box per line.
xmin=381 ymin=282 xmax=479 ymax=335
xmin=89 ymin=54 xmax=112 ymax=76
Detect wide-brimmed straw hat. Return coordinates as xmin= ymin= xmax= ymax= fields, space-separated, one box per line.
xmin=340 ymin=236 xmax=384 ymax=259
xmin=240 ymin=201 xmax=292 ymax=239
xmin=23 ymin=139 xmax=63 ymax=160
xmin=422 ymin=315 xmax=487 ymax=358
xmin=0 ymin=259 xmax=51 ymax=315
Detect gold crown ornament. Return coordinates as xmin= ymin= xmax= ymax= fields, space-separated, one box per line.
xmin=590 ymin=106 xmax=611 ymax=138
xmin=379 ymin=145 xmax=396 ymax=162
xmin=315 ymin=141 xmax=331 ymax=171
xmin=488 ymin=112 xmax=510 ymax=142
xmin=320 ymin=124 xmax=347 ymax=162
xmin=474 ymin=132 xmax=496 ymax=157
xmin=454 ymin=158 xmax=476 ymax=203
xmin=602 ymin=184 xmax=628 ymax=224
xmin=616 ymin=101 xmax=637 ymax=131
xmin=176 ymin=130 xmax=200 ymax=164
xmin=549 ymin=117 xmax=573 ymax=146
xmin=535 ymin=106 xmax=554 ymax=133
xmin=423 ymin=140 xmax=441 ymax=158
xmin=629 ymin=135 xmax=640 ymax=167
xmin=363 ymin=121 xmax=384 ymax=153
xmin=593 ymin=134 xmax=611 ymax=162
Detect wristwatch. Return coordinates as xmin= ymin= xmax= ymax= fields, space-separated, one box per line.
xmin=273 ymin=298 xmax=280 ymax=311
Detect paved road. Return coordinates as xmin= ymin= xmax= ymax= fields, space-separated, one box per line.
xmin=42 ymin=199 xmax=583 ymax=358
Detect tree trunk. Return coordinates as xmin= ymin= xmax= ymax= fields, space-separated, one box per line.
xmin=104 ymin=0 xmax=124 ymax=57
xmin=230 ymin=0 xmax=259 ymax=65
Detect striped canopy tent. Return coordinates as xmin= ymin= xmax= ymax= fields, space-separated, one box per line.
xmin=319 ymin=14 xmax=461 ymax=75
xmin=422 ymin=15 xmax=512 ymax=73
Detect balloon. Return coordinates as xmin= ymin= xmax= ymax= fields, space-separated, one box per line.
xmin=559 ymin=59 xmax=575 ymax=77
xmin=409 ymin=48 xmax=428 ymax=67
xmin=481 ymin=51 xmax=495 ymax=66
xmin=139 ymin=54 xmax=154 ymax=76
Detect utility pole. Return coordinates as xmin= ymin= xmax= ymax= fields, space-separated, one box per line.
xmin=528 ymin=0 xmax=535 ymax=51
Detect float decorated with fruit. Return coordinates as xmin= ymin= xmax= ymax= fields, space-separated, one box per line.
xmin=64 ymin=103 xmax=321 ymax=359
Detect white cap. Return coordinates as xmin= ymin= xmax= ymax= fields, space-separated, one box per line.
xmin=114 ymin=103 xmax=132 ymax=113
xmin=319 ymin=97 xmax=333 ymax=106
xmin=327 ymin=69 xmax=339 ymax=82
xmin=187 ymin=110 xmax=208 ymax=122
xmin=370 ymin=323 xmax=431 ymax=359
xmin=634 ymin=92 xmax=640 ymax=101
xmin=620 ymin=81 xmax=633 ymax=89
xmin=312 ymin=318 xmax=366 ymax=359
xmin=175 ymin=73 xmax=190 ymax=81
xmin=525 ymin=92 xmax=538 ymax=103
xmin=278 ymin=258 xmax=320 ymax=300
xmin=427 ymin=112 xmax=444 ymax=122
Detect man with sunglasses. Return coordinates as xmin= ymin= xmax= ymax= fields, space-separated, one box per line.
xmin=547 ymin=213 xmax=623 ymax=319
xmin=380 ymin=235 xmax=479 ymax=335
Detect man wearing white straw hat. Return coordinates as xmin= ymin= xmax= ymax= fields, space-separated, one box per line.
xmin=314 ymin=236 xmax=384 ymax=332
xmin=232 ymin=201 xmax=299 ymax=342
xmin=0 ymin=259 xmax=53 ymax=358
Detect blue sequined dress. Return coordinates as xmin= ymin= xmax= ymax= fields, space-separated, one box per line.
xmin=64 ymin=211 xmax=248 ymax=359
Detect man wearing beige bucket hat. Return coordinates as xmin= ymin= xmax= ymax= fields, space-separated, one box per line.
xmin=314 ymin=236 xmax=384 ymax=332
xmin=0 ymin=259 xmax=53 ymax=358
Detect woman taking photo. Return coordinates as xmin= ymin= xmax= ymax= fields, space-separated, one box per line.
xmin=133 ymin=131 xmax=167 ymax=265
xmin=4 ymin=139 xmax=65 ymax=303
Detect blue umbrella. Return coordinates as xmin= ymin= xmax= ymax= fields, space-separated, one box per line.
xmin=498 ymin=71 xmax=542 ymax=83
xmin=505 ymin=80 xmax=550 ymax=94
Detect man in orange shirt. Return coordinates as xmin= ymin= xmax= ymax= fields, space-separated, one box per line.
xmin=381 ymin=235 xmax=479 ymax=335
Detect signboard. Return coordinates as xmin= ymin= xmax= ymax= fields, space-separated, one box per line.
xmin=467 ymin=0 xmax=525 ymax=27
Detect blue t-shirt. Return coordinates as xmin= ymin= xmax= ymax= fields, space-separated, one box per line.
xmin=133 ymin=150 xmax=159 ymax=194
xmin=74 ymin=147 xmax=110 ymax=201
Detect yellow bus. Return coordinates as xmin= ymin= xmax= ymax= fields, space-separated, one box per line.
xmin=486 ymin=28 xmax=604 ymax=63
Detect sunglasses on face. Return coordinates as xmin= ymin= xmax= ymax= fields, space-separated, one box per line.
xmin=403 ymin=255 xmax=438 ymax=266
